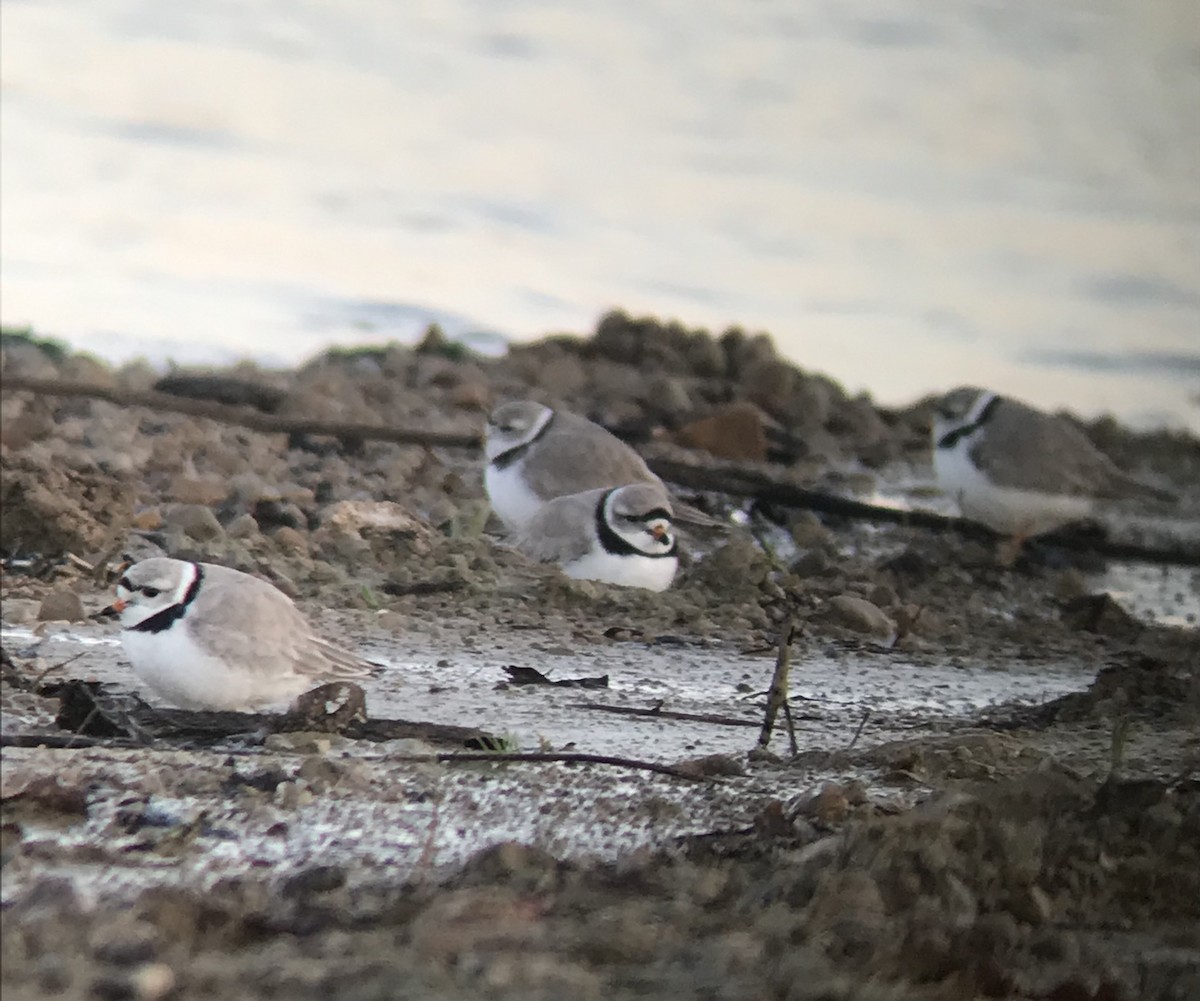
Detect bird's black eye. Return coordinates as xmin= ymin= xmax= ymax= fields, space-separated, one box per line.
xmin=141 ymin=586 xmax=161 ymax=598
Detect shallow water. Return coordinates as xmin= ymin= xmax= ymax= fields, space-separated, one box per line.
xmin=2 ymin=0 xmax=1198 ymax=428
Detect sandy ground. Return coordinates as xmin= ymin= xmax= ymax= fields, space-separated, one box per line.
xmin=2 ymin=320 xmax=1199 ymax=1000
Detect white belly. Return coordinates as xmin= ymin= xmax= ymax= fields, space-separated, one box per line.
xmin=934 ymin=443 xmax=1092 ymax=537
xmin=485 ymin=461 xmax=546 ymax=530
xmin=122 ymin=626 xmax=308 ymax=711
xmin=562 ymin=549 xmax=678 ymax=592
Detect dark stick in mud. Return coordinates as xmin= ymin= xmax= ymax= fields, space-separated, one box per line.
xmin=758 ymin=618 xmax=798 ymax=753
xmin=393 ymin=751 xmax=721 ymax=783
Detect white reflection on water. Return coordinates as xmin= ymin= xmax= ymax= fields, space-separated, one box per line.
xmin=1 ymin=0 xmax=1198 ymax=428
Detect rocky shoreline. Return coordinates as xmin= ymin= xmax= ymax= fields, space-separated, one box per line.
xmin=2 ymin=313 xmax=1199 ymax=1000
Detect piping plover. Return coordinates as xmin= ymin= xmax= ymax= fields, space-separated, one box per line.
xmin=511 ymin=482 xmax=679 ymax=591
xmin=110 ymin=557 xmax=372 ymax=711
xmin=484 ymin=401 xmax=663 ymax=530
xmin=932 ymin=386 xmax=1175 ymax=541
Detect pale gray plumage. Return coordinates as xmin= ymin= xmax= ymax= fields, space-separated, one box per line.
xmin=937 ymin=387 xmax=1174 ymax=500
xmin=115 ymin=558 xmax=371 ymax=710
xmin=489 ymin=400 xmax=660 ymax=498
xmin=173 ymin=562 xmax=370 ymax=680
xmin=509 ymin=481 xmax=679 ymax=591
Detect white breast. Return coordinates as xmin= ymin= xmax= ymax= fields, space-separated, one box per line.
xmin=122 ymin=624 xmax=309 ymax=711
xmin=485 ymin=460 xmax=546 ymax=530
xmin=562 ymin=548 xmax=678 ymax=592
xmin=934 ymin=439 xmax=1092 ymax=537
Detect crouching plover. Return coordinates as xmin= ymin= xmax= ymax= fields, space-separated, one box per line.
xmin=932 ymin=386 xmax=1175 ymax=546
xmin=109 ymin=557 xmax=372 ymax=711
xmin=511 ymin=482 xmax=679 ymax=591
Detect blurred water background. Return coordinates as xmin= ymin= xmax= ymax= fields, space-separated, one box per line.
xmin=2 ymin=0 xmax=1198 ymax=429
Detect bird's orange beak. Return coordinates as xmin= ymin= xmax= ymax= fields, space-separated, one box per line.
xmin=111 ymin=598 xmax=127 ymax=613
xmin=651 ymin=525 xmax=667 ymax=541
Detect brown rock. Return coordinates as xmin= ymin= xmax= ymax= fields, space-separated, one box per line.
xmin=169 ymin=476 xmax=228 ymax=507
xmin=795 ymin=783 xmax=851 ymax=825
xmin=225 ymin=513 xmax=260 ymax=539
xmin=825 ymin=594 xmax=896 ymax=638
xmin=272 ymin=526 xmax=308 ymax=553
xmin=131 ymin=508 xmax=163 ymax=532
xmin=37 ymin=586 xmax=85 ymax=622
xmin=165 ymin=505 xmax=223 ymax=542
xmin=674 ymin=402 xmax=769 ymax=462
xmin=450 ymin=380 xmax=490 ymax=410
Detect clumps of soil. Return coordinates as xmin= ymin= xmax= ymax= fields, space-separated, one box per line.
xmin=0 ymin=453 xmax=133 ymax=557
xmin=4 ymin=769 xmax=1196 ymax=1000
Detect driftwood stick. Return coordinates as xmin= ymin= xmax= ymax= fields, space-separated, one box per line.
xmin=646 ymin=457 xmax=1200 ymax=567
xmin=7 ymin=375 xmax=1194 ymax=566
xmin=573 ymin=702 xmax=760 ymax=728
xmin=394 ymin=750 xmax=718 ymax=782
xmin=758 ymin=618 xmax=796 ymax=750
xmin=0 ymin=375 xmax=482 ymax=449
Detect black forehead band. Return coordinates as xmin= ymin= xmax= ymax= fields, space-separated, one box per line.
xmin=622 ymin=507 xmax=672 ymax=524
xmin=118 ymin=576 xmax=133 ymax=591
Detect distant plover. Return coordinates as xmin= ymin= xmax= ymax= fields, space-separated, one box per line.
xmin=932 ymin=386 xmax=1175 ymax=544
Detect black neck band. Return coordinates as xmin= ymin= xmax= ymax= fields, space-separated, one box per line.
xmin=595 ymin=489 xmax=677 ymax=559
xmin=937 ymin=395 xmax=1001 ymax=450
xmin=490 ymin=412 xmax=555 ymax=471
xmin=129 ymin=563 xmax=204 ymax=634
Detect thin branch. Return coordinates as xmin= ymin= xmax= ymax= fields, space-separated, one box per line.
xmin=573 ymin=702 xmax=760 ymax=728
xmin=646 ymin=457 xmax=1200 ymax=567
xmin=401 ymin=750 xmax=720 ymax=782
xmin=0 ymin=375 xmax=482 ymax=449
xmin=846 ymin=710 xmax=871 ymax=751
xmin=758 ymin=617 xmax=796 ymax=749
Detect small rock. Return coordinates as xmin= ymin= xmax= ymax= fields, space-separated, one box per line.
xmin=2 ymin=775 xmax=89 ymax=817
xmin=130 ymin=963 xmax=176 ymax=1001
xmin=672 ymin=753 xmax=746 ymax=777
xmin=1061 ymin=593 xmax=1142 ymax=640
xmin=789 ymin=511 xmax=830 ymax=549
xmin=37 ymin=586 xmax=85 ymax=622
xmin=674 ymin=402 xmax=769 ymax=462
xmin=168 ymin=475 xmax=228 ymax=507
xmin=131 ymin=508 xmax=163 ymax=532
xmin=165 ymin=504 xmax=224 ymax=542
xmin=272 ymin=525 xmax=308 ymax=553
xmin=450 ymin=380 xmax=490 ymax=410
xmin=323 ymin=500 xmax=428 ymax=538
xmin=225 ymin=512 xmax=260 ymax=539
xmin=793 ymin=783 xmax=850 ymax=825
xmin=252 ymin=499 xmax=307 ymax=531
xmin=281 ymin=864 xmax=346 ymax=898
xmin=868 ymin=583 xmax=898 ymax=609
xmin=825 ymin=594 xmax=896 ymax=639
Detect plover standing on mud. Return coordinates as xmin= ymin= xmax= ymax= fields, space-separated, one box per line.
xmin=931 ymin=386 xmax=1175 ymax=548
xmin=110 ymin=557 xmax=372 ymax=711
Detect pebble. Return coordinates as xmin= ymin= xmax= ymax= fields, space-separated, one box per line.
xmin=224 ymin=512 xmax=260 ymax=539
xmin=37 ymin=586 xmax=85 ymax=622
xmin=271 ymin=525 xmax=308 ymax=553
xmin=825 ymin=594 xmax=896 ymax=639
xmin=169 ymin=475 xmax=227 ymax=507
xmin=165 ymin=504 xmax=224 ymax=542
